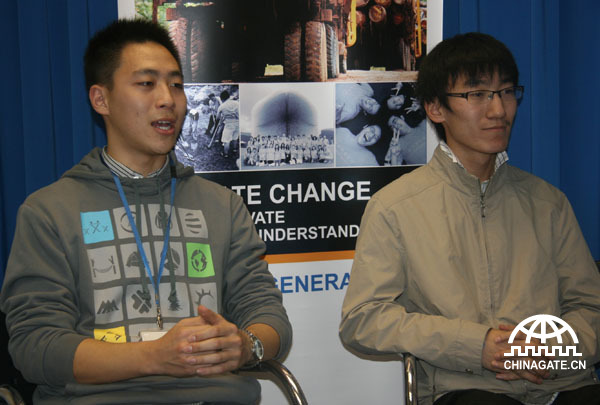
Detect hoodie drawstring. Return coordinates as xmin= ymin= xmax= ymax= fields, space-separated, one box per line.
xmin=157 ymin=176 xmax=180 ymax=312
xmin=134 ymin=184 xmax=152 ymax=307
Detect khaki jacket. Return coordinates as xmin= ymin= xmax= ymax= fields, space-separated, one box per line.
xmin=340 ymin=147 xmax=600 ymax=404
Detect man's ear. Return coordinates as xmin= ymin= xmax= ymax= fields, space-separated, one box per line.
xmin=424 ymin=99 xmax=445 ymax=124
xmin=89 ymin=84 xmax=109 ymax=116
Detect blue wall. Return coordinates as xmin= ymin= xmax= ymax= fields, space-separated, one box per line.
xmin=444 ymin=0 xmax=599 ymax=260
xmin=0 ymin=0 xmax=118 ymax=284
xmin=558 ymin=1 xmax=600 ymax=264
xmin=1 ymin=1 xmax=598 ymax=285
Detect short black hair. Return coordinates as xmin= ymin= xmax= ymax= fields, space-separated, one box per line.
xmin=416 ymin=32 xmax=519 ymax=141
xmin=220 ymin=90 xmax=230 ymax=102
xmin=84 ymin=19 xmax=181 ymax=91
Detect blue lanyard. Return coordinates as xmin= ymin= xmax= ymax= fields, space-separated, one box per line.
xmin=112 ymin=173 xmax=176 ymax=329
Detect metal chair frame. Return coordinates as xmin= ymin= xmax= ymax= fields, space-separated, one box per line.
xmin=403 ymin=353 xmax=417 ymax=405
xmin=0 ymin=360 xmax=307 ymax=405
xmin=243 ymin=360 xmax=308 ymax=405
xmin=0 ymin=385 xmax=25 ymax=405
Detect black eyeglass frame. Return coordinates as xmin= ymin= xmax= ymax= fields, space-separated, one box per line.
xmin=445 ymin=85 xmax=525 ymax=104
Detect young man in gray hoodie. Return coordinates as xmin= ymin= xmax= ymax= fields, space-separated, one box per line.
xmin=1 ymin=19 xmax=291 ymax=404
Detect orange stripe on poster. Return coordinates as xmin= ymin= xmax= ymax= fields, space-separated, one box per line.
xmin=264 ymin=250 xmax=355 ymax=264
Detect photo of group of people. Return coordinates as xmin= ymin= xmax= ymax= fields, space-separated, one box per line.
xmin=175 ymin=84 xmax=240 ymax=172
xmin=243 ymin=134 xmax=333 ymax=168
xmin=239 ymin=83 xmax=335 ymax=171
xmin=335 ymin=81 xmax=427 ymax=167
xmin=175 ymin=82 xmax=427 ymax=173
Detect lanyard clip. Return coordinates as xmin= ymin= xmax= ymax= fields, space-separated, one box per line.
xmin=156 ymin=304 xmax=163 ymax=329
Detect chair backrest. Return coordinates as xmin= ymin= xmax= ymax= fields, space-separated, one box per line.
xmin=1 ymin=312 xmax=35 ymax=404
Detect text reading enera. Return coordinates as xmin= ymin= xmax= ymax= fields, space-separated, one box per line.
xmin=274 ymin=272 xmax=350 ymax=294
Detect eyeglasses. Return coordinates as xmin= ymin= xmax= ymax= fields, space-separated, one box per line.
xmin=445 ymin=86 xmax=524 ymax=105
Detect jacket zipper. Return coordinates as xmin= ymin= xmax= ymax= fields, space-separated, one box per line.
xmin=480 ymin=190 xmax=486 ymax=218
xmin=479 ymin=180 xmax=494 ymax=314
xmin=479 ymin=179 xmax=488 ymax=218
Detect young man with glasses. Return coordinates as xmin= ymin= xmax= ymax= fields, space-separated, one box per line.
xmin=340 ymin=32 xmax=600 ymax=404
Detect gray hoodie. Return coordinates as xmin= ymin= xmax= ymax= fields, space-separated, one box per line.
xmin=1 ymin=147 xmax=291 ymax=403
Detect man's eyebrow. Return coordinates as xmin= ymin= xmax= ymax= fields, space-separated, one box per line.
xmin=464 ymin=76 xmax=486 ymax=87
xmin=168 ymin=70 xmax=184 ymax=79
xmin=463 ymin=74 xmax=513 ymax=88
xmin=132 ymin=68 xmax=183 ymax=79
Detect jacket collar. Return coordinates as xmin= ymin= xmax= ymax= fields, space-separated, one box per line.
xmin=429 ymin=146 xmax=508 ymax=197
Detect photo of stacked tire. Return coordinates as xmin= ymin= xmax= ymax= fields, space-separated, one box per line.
xmin=149 ymin=0 xmax=426 ymax=83
xmin=351 ymin=0 xmax=426 ymax=72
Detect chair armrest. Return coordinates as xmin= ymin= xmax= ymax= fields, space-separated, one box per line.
xmin=403 ymin=353 xmax=417 ymax=405
xmin=0 ymin=385 xmax=25 ymax=405
xmin=242 ymin=360 xmax=308 ymax=405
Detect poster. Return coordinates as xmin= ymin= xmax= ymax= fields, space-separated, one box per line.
xmin=119 ymin=1 xmax=442 ymax=402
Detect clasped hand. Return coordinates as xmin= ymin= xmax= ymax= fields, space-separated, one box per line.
xmin=149 ymin=305 xmax=250 ymax=377
xmin=482 ymin=324 xmax=552 ymax=384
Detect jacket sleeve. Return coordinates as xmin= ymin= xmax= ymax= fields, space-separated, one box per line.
xmin=552 ymin=194 xmax=600 ymax=369
xmin=220 ymin=192 xmax=292 ymax=359
xmin=0 ymin=202 xmax=87 ymax=386
xmin=339 ymin=197 xmax=490 ymax=375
